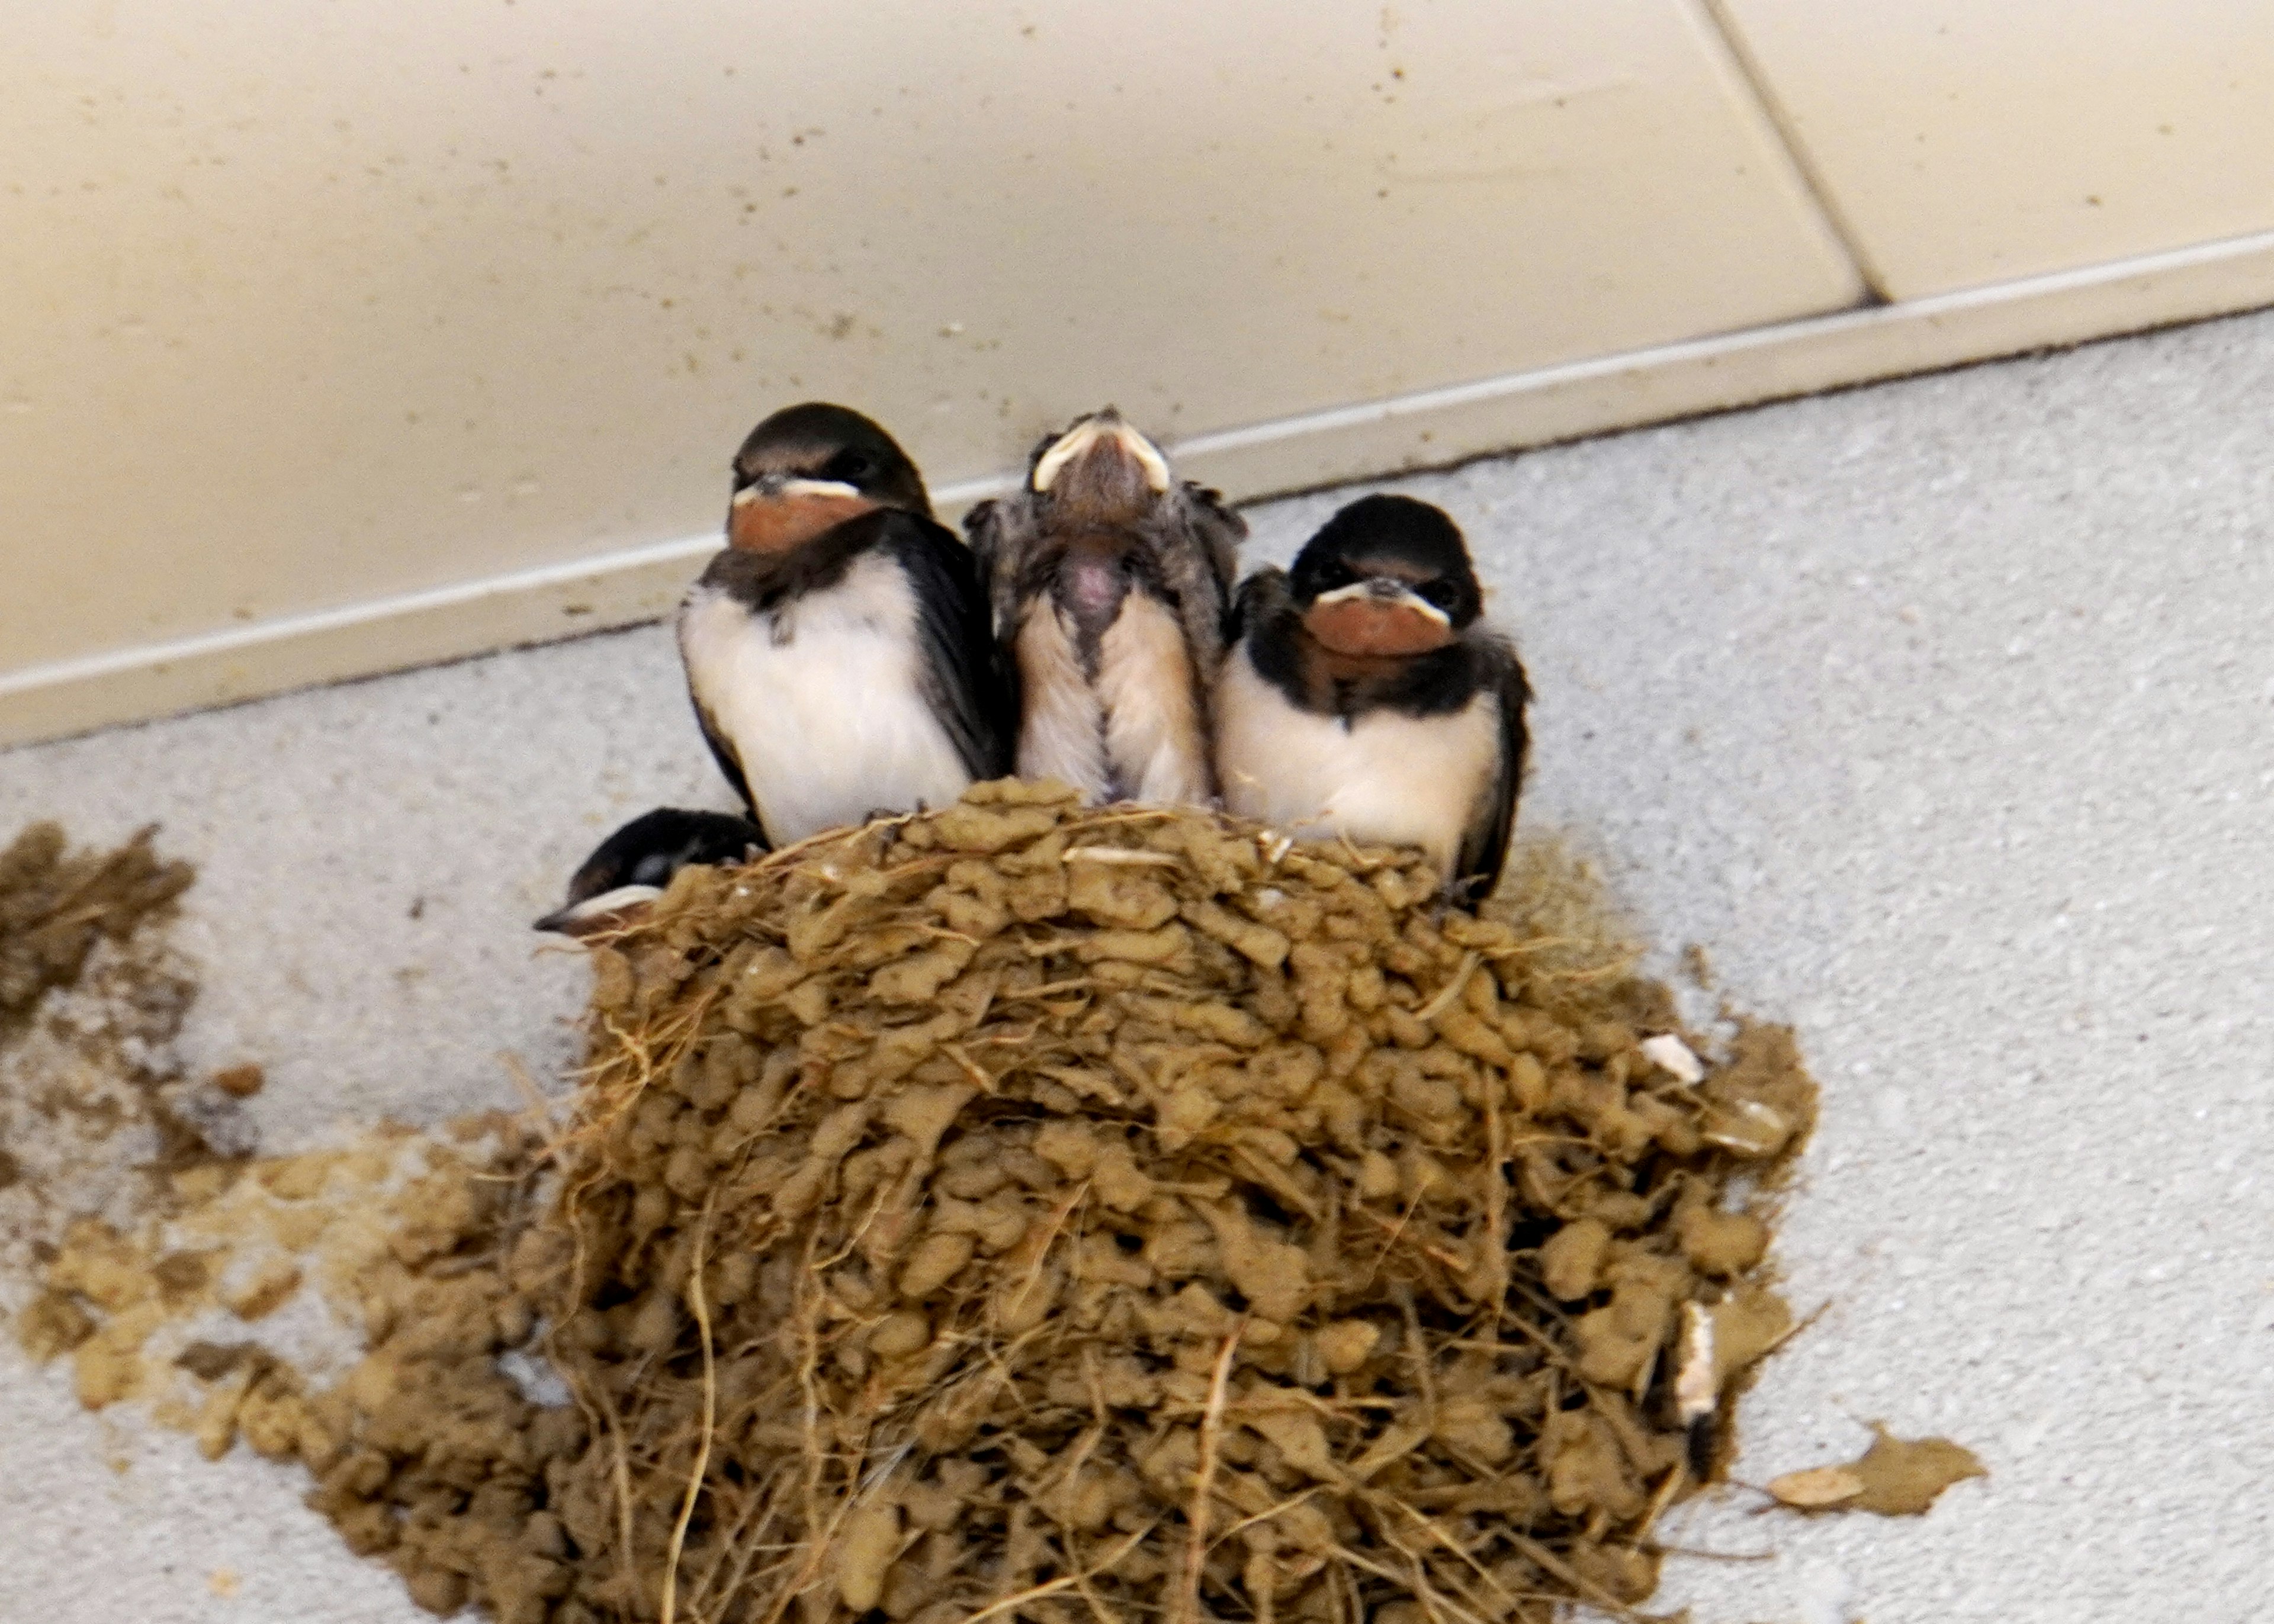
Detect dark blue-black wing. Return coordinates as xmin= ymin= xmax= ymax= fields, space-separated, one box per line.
xmin=689 ymin=695 xmax=762 ymax=834
xmin=878 ymin=509 xmax=1019 ymax=780
xmin=1225 ymin=565 xmax=1287 ymax=645
xmin=1453 ymin=641 xmax=1532 ymax=909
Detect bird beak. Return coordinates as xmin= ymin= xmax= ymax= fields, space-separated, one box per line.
xmin=732 ymin=474 xmax=863 ymax=507
xmin=532 ymin=884 xmax=663 ymax=938
xmin=1032 ymin=411 xmax=1173 ymax=496
xmin=1312 ymin=577 xmax=1451 ymax=626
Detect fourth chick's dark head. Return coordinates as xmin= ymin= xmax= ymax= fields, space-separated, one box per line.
xmin=1289 ymin=493 xmax=1484 ymax=628
xmin=730 ymin=401 xmax=932 ymax=516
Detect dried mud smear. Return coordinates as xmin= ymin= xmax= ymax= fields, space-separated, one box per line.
xmin=0 ymin=821 xmax=203 ymax=1291
xmin=1765 ymin=1427 xmax=1986 ymax=1517
xmin=0 ymin=820 xmax=194 ymax=1033
xmin=17 ymin=791 xmax=1819 ymax=1624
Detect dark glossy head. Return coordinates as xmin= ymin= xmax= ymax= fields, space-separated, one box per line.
xmin=1287 ymin=494 xmax=1483 ymax=657
xmin=533 ymin=808 xmax=761 ymax=936
xmin=732 ymin=403 xmax=930 ymax=512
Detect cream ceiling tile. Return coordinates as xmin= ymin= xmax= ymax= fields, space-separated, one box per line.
xmin=2 ymin=0 xmax=1858 ymax=676
xmin=1714 ymin=0 xmax=2274 ymax=298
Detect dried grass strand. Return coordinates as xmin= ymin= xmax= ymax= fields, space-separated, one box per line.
xmin=658 ymin=1195 xmax=719 ymax=1624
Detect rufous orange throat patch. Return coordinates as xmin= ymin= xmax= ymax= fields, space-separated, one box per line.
xmin=1303 ymin=598 xmax=1455 ymax=658
xmin=728 ymin=490 xmax=878 ymax=553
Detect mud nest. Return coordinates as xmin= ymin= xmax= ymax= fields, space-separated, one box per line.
xmin=11 ymin=792 xmax=1817 ymax=1624
xmin=511 ymin=782 xmax=1814 ymax=1624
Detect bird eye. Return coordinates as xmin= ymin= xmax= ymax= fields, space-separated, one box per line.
xmin=1417 ymin=580 xmax=1459 ymax=609
xmin=824 ymin=449 xmax=875 ymax=485
xmin=1316 ymin=560 xmax=1357 ymax=591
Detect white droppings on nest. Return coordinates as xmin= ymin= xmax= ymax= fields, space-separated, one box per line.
xmin=1642 ymin=1033 xmax=1706 ymax=1085
xmin=1675 ymin=1300 xmax=1717 ymax=1426
xmin=497 ymin=1343 xmax=573 ymax=1408
xmin=1063 ymin=845 xmax=1180 ymax=867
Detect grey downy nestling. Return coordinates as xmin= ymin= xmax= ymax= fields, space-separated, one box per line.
xmin=965 ymin=409 xmax=1243 ymax=806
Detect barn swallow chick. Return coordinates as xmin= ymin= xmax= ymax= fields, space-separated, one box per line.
xmin=677 ymin=403 xmax=1015 ymax=847
xmin=966 ymin=409 xmax=1244 ymax=806
xmin=1213 ymin=494 xmax=1530 ymax=906
xmin=534 ymin=807 xmax=762 ymax=936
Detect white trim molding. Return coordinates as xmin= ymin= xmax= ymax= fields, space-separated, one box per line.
xmin=8 ymin=226 xmax=2274 ymax=751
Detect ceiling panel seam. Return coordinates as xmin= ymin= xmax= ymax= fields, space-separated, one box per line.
xmin=1688 ymin=0 xmax=1891 ymax=304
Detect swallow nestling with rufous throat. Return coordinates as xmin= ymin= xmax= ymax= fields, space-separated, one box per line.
xmin=676 ymin=401 xmax=1016 ymax=850
xmin=966 ymin=409 xmax=1242 ymax=807
xmin=1213 ymin=493 xmax=1529 ymax=906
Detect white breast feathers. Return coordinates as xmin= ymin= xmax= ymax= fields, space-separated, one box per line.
xmin=1213 ymin=645 xmax=1498 ymax=879
xmin=679 ymin=552 xmax=974 ymax=844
